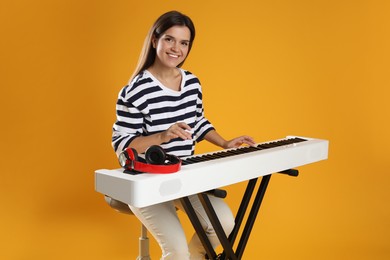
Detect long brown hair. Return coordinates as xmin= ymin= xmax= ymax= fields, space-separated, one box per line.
xmin=130 ymin=11 xmax=196 ymax=81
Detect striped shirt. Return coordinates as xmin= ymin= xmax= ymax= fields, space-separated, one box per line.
xmin=112 ymin=69 xmax=215 ymax=157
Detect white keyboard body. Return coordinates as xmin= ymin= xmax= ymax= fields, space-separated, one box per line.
xmin=95 ymin=136 xmax=329 ymax=207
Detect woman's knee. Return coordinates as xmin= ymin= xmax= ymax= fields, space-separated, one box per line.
xmin=161 ymin=240 xmax=190 ymax=260
xmin=211 ymin=198 xmax=235 ymax=235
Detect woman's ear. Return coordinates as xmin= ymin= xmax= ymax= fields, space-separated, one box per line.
xmin=151 ymin=36 xmax=157 ymax=48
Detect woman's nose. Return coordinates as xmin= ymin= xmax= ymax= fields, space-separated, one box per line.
xmin=171 ymin=41 xmax=179 ymax=51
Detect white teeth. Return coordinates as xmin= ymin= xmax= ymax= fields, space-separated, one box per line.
xmin=168 ymin=54 xmax=179 ymax=58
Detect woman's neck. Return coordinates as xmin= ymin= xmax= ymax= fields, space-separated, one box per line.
xmin=148 ymin=65 xmax=182 ymax=91
xmin=148 ymin=63 xmax=178 ymax=78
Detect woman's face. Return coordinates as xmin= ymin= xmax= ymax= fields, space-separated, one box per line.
xmin=152 ymin=25 xmax=191 ymax=69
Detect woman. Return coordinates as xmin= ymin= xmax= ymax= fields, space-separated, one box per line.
xmin=112 ymin=11 xmax=255 ymax=260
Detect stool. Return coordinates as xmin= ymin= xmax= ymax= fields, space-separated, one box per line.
xmin=105 ymin=196 xmax=151 ymax=260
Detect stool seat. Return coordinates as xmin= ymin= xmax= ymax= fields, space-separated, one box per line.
xmin=105 ymin=195 xmax=134 ymax=215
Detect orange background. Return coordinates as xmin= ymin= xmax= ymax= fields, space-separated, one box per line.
xmin=1 ymin=0 xmax=389 ymax=259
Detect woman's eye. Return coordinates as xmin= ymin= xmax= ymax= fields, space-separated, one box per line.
xmin=181 ymin=42 xmax=189 ymax=46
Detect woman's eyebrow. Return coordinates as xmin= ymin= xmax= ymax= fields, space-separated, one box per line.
xmin=165 ymin=34 xmax=190 ymax=42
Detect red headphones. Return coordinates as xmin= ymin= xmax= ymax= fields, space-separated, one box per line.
xmin=119 ymin=145 xmax=181 ymax=174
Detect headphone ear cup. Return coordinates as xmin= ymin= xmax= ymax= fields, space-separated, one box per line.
xmin=145 ymin=145 xmax=166 ymax=165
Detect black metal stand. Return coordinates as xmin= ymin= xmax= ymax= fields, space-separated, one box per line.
xmin=180 ymin=169 xmax=299 ymax=260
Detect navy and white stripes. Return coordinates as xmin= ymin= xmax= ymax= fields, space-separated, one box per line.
xmin=112 ymin=69 xmax=214 ymax=157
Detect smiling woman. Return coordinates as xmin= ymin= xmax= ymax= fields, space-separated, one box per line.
xmin=110 ymin=10 xmax=255 ymax=260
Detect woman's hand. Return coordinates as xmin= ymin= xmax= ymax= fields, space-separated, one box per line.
xmin=161 ymin=122 xmax=193 ymax=143
xmin=223 ymin=135 xmax=256 ymax=149
xmin=128 ymin=122 xmax=192 ymax=154
xmin=204 ymin=130 xmax=256 ymax=149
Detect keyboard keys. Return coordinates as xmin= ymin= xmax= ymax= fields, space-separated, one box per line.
xmin=182 ymin=138 xmax=307 ymax=165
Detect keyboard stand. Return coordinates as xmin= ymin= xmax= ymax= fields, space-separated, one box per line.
xmin=180 ymin=169 xmax=299 ymax=260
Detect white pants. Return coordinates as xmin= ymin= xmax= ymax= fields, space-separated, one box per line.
xmin=129 ymin=194 xmax=235 ymax=260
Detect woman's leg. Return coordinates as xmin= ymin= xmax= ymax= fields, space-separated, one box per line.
xmin=130 ymin=202 xmax=190 ymax=260
xmin=175 ymin=195 xmax=235 ymax=260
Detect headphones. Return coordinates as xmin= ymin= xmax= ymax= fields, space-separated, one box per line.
xmin=119 ymin=145 xmax=181 ymax=174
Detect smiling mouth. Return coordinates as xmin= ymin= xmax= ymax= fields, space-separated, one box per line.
xmin=168 ymin=53 xmax=179 ymax=58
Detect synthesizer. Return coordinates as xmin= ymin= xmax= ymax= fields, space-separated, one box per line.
xmin=95 ymin=136 xmax=328 ymax=207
